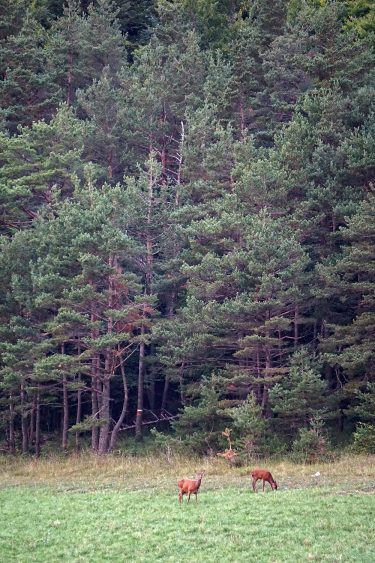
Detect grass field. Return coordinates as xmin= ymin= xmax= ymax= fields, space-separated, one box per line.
xmin=1 ymin=454 xmax=374 ymax=562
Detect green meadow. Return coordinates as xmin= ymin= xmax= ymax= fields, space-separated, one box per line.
xmin=1 ymin=454 xmax=374 ymax=562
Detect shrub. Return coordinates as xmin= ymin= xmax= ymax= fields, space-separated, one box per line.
xmin=291 ymin=415 xmax=332 ymax=463
xmin=225 ymin=394 xmax=269 ymax=460
xmin=351 ymin=422 xmax=375 ymax=454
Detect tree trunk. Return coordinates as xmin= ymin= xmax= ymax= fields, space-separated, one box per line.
xmin=98 ymin=255 xmax=117 ymax=454
xmin=75 ymin=373 xmax=82 ymax=451
xmin=109 ymin=353 xmax=128 ymax=451
xmin=98 ymin=371 xmax=110 ymax=454
xmin=135 ymin=330 xmax=145 ymax=440
xmin=175 ymin=121 xmax=184 ymax=206
xmin=239 ymin=96 xmax=245 ymax=138
xmin=262 ymin=319 xmax=271 ymax=414
xmin=179 ymin=361 xmax=185 ymax=406
xmin=146 ymin=344 xmax=156 ymax=411
xmin=147 ymin=374 xmax=155 ymax=411
xmin=35 ymin=387 xmax=41 ymax=457
xmin=67 ymin=50 xmax=73 ymax=105
xmin=90 ymin=299 xmax=100 ymax=452
xmin=161 ymin=375 xmax=169 ymax=411
xmin=62 ymin=384 xmax=69 ymax=451
xmin=30 ymin=395 xmax=35 ymax=447
xmin=91 ymin=369 xmax=99 ymax=451
xmin=9 ymin=394 xmax=16 ymax=454
xmin=20 ymin=383 xmax=29 ymax=454
xmin=62 ymin=344 xmax=69 ymax=451
xmin=294 ymin=304 xmax=299 ymax=349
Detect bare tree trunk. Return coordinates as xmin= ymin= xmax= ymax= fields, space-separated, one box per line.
xmin=35 ymin=387 xmax=41 ymax=457
xmin=98 ymin=371 xmax=110 ymax=454
xmin=98 ymin=255 xmax=116 ymax=454
xmin=261 ymin=384 xmax=268 ymax=412
xmin=294 ymin=304 xmax=299 ymax=349
xmin=161 ymin=290 xmax=176 ymax=411
xmin=62 ymin=374 xmax=69 ymax=450
xmin=175 ymin=121 xmax=184 ymax=206
xmin=179 ymin=361 xmax=185 ymax=406
xmin=90 ymin=299 xmax=100 ymax=452
xmin=108 ymin=149 xmax=114 ymax=180
xmin=161 ymin=147 xmax=167 ymax=184
xmin=147 ymin=375 xmax=155 ymax=411
xmin=161 ymin=375 xmax=169 ymax=412
xmin=30 ymin=395 xmax=35 ymax=447
xmin=67 ymin=50 xmax=73 ymax=105
xmin=262 ymin=318 xmax=271 ymax=414
xmin=20 ymin=383 xmax=29 ymax=454
xmin=239 ymin=96 xmax=245 ymax=139
xmin=75 ymin=373 xmax=82 ymax=451
xmin=109 ymin=352 xmax=128 ymax=451
xmin=135 ymin=331 xmax=145 ymax=440
xmin=313 ymin=318 xmax=318 ymax=348
xmin=9 ymin=394 xmax=16 ymax=454
xmin=146 ymin=344 xmax=156 ymax=411
xmin=62 ymin=344 xmax=69 ymax=451
xmin=135 ymin=153 xmax=155 ymax=440
xmin=91 ymin=370 xmax=99 ymax=451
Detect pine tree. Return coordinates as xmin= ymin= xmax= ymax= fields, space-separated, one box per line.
xmin=77 ymin=68 xmax=129 ymax=182
xmin=320 ymin=191 xmax=375 ymax=383
xmin=0 ymin=15 xmax=59 ymax=131
xmin=269 ymin=348 xmax=327 ymax=432
xmin=46 ymin=0 xmax=126 ymax=106
xmin=0 ymin=104 xmax=84 ymax=234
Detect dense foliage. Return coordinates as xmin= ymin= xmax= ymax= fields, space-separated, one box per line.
xmin=0 ymin=0 xmax=374 ymax=455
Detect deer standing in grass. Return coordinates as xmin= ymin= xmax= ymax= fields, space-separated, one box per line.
xmin=251 ymin=469 xmax=278 ymax=492
xmin=178 ymin=471 xmax=205 ymax=503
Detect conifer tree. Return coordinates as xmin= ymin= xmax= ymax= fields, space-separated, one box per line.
xmin=269 ymin=348 xmax=327 ymax=432
xmin=46 ymin=0 xmax=125 ymax=106
xmin=320 ymin=191 xmax=375 ymax=385
xmin=0 ymin=105 xmax=84 ymax=234
xmin=0 ymin=15 xmax=59 ymax=131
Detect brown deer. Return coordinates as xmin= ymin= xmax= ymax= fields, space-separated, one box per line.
xmin=178 ymin=471 xmax=205 ymax=503
xmin=251 ymin=469 xmax=278 ymax=492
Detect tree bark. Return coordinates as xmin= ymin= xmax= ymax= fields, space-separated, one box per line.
xmin=9 ymin=394 xmax=16 ymax=454
xmin=135 ymin=331 xmax=145 ymax=440
xmin=109 ymin=352 xmax=128 ymax=451
xmin=294 ymin=304 xmax=299 ymax=349
xmin=91 ymin=370 xmax=99 ymax=451
xmin=30 ymin=395 xmax=35 ymax=447
xmin=179 ymin=361 xmax=185 ymax=406
xmin=20 ymin=383 xmax=29 ymax=454
xmin=62 ymin=344 xmax=69 ymax=451
xmin=75 ymin=373 xmax=82 ymax=451
xmin=90 ymin=299 xmax=100 ymax=452
xmin=35 ymin=386 xmax=41 ymax=457
xmin=98 ymin=254 xmax=116 ymax=454
xmin=98 ymin=372 xmax=110 ymax=454
xmin=161 ymin=375 xmax=169 ymax=412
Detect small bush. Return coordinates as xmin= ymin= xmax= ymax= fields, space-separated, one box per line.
xmin=291 ymin=415 xmax=332 ymax=463
xmin=351 ymin=423 xmax=375 ymax=454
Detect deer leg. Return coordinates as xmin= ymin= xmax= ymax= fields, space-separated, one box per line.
xmin=262 ymin=480 xmax=265 ymax=492
xmin=195 ymin=492 xmax=198 ymax=503
xmin=252 ymin=478 xmax=257 ymax=492
xmin=188 ymin=492 xmax=191 ymax=503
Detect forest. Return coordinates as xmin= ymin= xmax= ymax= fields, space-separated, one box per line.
xmin=0 ymin=0 xmax=374 ymax=457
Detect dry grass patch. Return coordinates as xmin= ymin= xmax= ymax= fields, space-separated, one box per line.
xmin=0 ymin=452 xmax=374 ymax=494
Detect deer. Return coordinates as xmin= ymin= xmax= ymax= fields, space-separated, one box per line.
xmin=178 ymin=471 xmax=205 ymax=503
xmin=251 ymin=469 xmax=278 ymax=492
